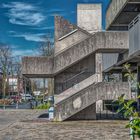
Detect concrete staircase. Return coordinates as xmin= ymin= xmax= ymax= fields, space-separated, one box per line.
xmin=54 ymin=82 xmax=131 ymax=121
xmin=54 ymin=74 xmax=100 ymax=104
xmin=54 ymin=31 xmax=128 ymax=74
xmin=22 ymin=16 xmax=130 ymax=122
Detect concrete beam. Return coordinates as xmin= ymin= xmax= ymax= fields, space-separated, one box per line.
xmin=22 ymin=56 xmax=54 ymax=78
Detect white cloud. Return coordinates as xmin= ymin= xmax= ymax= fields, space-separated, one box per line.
xmin=10 ymin=44 xmax=20 ymax=49
xmin=16 ymin=34 xmax=46 ymax=42
xmin=2 ymin=2 xmax=45 ymax=26
xmin=13 ymin=49 xmax=35 ymax=56
xmin=9 ymin=31 xmax=46 ymax=42
xmin=8 ymin=44 xmax=37 ymax=56
xmin=32 ymin=26 xmax=54 ymax=30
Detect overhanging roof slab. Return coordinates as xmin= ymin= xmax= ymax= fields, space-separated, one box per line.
xmin=106 ymin=0 xmax=140 ymax=30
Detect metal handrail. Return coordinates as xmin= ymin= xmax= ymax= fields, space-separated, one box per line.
xmin=128 ymin=14 xmax=140 ymax=29
xmin=63 ymin=70 xmax=87 ymax=83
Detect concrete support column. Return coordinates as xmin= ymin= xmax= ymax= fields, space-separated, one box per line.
xmin=96 ymin=100 xmax=103 ymax=113
xmin=95 ymin=53 xmax=102 ymax=82
xmin=137 ymin=63 xmax=140 ymax=112
xmin=48 ymin=78 xmax=54 ymax=96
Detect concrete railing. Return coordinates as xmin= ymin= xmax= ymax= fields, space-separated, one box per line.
xmin=54 ymin=82 xmax=131 ymax=121
xmin=54 ymin=74 xmax=100 ymax=104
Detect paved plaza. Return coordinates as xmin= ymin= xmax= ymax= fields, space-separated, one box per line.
xmin=0 ymin=110 xmax=133 ymax=140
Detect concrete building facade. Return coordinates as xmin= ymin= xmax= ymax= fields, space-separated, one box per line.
xmin=22 ymin=1 xmax=140 ymax=121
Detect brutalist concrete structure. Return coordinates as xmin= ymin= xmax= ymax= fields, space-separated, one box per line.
xmin=22 ymin=3 xmax=135 ymax=121
xmin=104 ymin=0 xmax=140 ymax=110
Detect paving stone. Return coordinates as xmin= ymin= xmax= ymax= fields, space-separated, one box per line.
xmin=0 ymin=110 xmax=137 ymax=140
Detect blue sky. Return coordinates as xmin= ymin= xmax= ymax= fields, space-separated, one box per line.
xmin=0 ymin=0 xmax=110 ymax=56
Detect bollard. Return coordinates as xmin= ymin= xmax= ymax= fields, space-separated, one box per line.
xmin=49 ymin=107 xmax=54 ymax=120
xmin=48 ymin=96 xmax=54 ymax=121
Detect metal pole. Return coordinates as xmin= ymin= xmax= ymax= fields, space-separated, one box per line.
xmin=129 ymin=74 xmax=135 ymax=140
xmin=137 ymin=64 xmax=140 ymax=112
xmin=130 ymin=116 xmax=135 ymax=140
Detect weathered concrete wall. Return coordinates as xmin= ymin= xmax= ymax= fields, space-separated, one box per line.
xmin=106 ymin=0 xmax=128 ymax=29
xmin=77 ymin=4 xmax=102 ymax=33
xmin=54 ymin=32 xmax=129 ymax=74
xmin=55 ymin=82 xmax=131 ymax=121
xmin=22 ymin=57 xmax=53 ymax=77
xmin=55 ymin=30 xmax=89 ymax=54
xmin=54 ymin=16 xmax=76 ymax=41
xmin=54 ymin=53 xmax=95 ymax=94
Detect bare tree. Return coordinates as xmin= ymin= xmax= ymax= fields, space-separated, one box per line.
xmin=0 ymin=44 xmax=12 ymax=108
xmin=31 ymin=79 xmax=38 ymax=94
xmin=38 ymin=35 xmax=54 ymax=100
xmin=10 ymin=57 xmax=22 ymax=108
xmin=38 ymin=35 xmax=54 ymax=56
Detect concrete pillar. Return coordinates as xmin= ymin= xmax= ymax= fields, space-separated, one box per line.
xmin=96 ymin=100 xmax=103 ymax=113
xmin=95 ymin=53 xmax=102 ymax=82
xmin=77 ymin=4 xmax=102 ymax=34
xmin=48 ymin=78 xmax=54 ymax=96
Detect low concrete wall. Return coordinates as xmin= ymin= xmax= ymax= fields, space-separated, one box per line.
xmin=54 ymin=82 xmax=131 ymax=121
